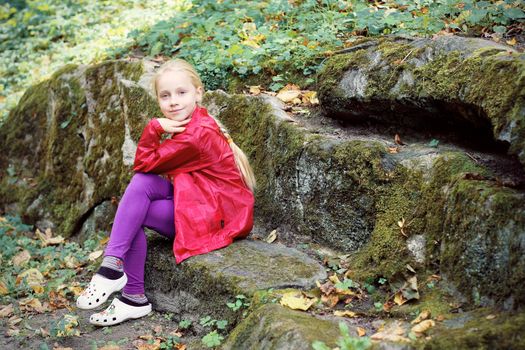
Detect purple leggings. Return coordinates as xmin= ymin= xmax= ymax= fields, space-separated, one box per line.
xmin=104 ymin=172 xmax=175 ymax=294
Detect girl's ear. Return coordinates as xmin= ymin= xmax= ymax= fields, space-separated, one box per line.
xmin=196 ymin=86 xmax=204 ymax=103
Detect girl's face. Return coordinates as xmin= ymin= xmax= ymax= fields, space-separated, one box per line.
xmin=156 ymin=70 xmax=203 ymax=121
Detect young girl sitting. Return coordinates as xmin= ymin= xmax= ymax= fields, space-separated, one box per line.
xmin=76 ymin=59 xmax=256 ymax=326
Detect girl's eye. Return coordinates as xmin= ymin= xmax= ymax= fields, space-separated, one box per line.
xmin=179 ymin=91 xmax=186 ymax=95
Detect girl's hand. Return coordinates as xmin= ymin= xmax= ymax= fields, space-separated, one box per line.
xmin=156 ymin=117 xmax=191 ymax=134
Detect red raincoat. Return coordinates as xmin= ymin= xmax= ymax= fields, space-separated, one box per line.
xmin=133 ymin=106 xmax=254 ymax=263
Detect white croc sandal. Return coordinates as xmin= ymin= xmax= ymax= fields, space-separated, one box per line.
xmin=89 ymin=298 xmax=152 ymax=326
xmin=76 ymin=273 xmax=127 ymax=310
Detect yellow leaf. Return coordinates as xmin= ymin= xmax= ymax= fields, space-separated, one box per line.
xmin=302 ymin=91 xmax=319 ymax=105
xmin=357 ymin=327 xmax=366 ymax=337
xmin=334 ymin=310 xmax=357 ymax=318
xmin=411 ymin=310 xmax=431 ymax=324
xmin=506 ymin=38 xmax=517 ymax=46
xmin=89 ymin=250 xmax=104 ymax=261
xmin=12 ymin=250 xmax=31 ymax=267
xmin=280 ymin=291 xmax=317 ymax=311
xmin=19 ymin=297 xmax=47 ymax=313
xmin=16 ymin=268 xmax=44 ymax=286
xmin=99 ymin=345 xmax=121 ymax=350
xmin=0 ymin=304 xmax=14 ymax=317
xmin=0 ymin=281 xmax=9 ymax=295
xmin=328 ymin=275 xmax=341 ymax=285
xmin=276 ymin=89 xmax=301 ymax=103
xmin=241 ymin=39 xmax=260 ymax=48
xmin=265 ymin=229 xmax=277 ymax=243
xmin=31 ymin=285 xmax=45 ymax=294
xmin=291 ymin=97 xmax=302 ymax=105
xmin=248 ymin=85 xmax=261 ymax=95
xmin=411 ymin=319 xmax=435 ymax=334
xmin=69 ymin=285 xmax=84 ymax=297
xmin=64 ymin=255 xmax=79 ymax=269
xmin=394 ymin=291 xmax=407 ymax=306
xmin=35 ymin=228 xmax=64 ymax=246
xmin=100 ymin=236 xmax=110 ymax=245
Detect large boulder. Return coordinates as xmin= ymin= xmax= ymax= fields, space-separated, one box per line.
xmin=317 ymin=36 xmax=525 ymax=168
xmin=0 ymin=60 xmax=159 ymax=237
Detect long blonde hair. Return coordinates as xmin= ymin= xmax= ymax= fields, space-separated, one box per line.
xmin=151 ymin=59 xmax=256 ymax=192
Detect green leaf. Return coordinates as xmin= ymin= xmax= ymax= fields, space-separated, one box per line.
xmin=493 ymin=25 xmax=507 ymax=34
xmin=312 ymin=341 xmax=331 ymax=350
xmin=202 ymin=331 xmax=223 ymax=348
xmin=504 ymin=7 xmax=525 ymax=19
xmin=428 ymin=139 xmax=439 ymax=148
xmin=150 ymin=41 xmax=164 ymax=56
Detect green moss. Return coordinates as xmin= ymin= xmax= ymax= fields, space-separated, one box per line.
xmin=420 ymin=311 xmax=525 ymax=350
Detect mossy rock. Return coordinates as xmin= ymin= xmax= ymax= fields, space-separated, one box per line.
xmin=317 ymin=35 xmax=525 ymax=169
xmin=222 ymin=303 xmax=343 ymax=350
xmin=144 ymin=237 xmax=326 ymax=329
xmin=0 ymin=60 xmax=159 ymax=237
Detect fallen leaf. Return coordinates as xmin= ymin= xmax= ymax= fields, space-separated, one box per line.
xmin=49 ymin=291 xmax=70 ymax=310
xmin=370 ymin=332 xmax=410 ymax=342
xmin=435 ymin=314 xmax=445 ymax=322
xmin=53 ymin=347 xmax=74 ymax=350
xmin=100 ymin=236 xmax=110 ymax=245
xmin=32 ymin=285 xmax=45 ymax=294
xmin=64 ymin=255 xmax=80 ymax=269
xmin=406 ymin=264 xmax=416 ymax=273
xmin=486 ymin=314 xmax=497 ymax=320
xmin=328 ymin=275 xmax=341 ymax=285
xmin=0 ymin=281 xmax=9 ymax=295
xmin=319 ymin=281 xmax=336 ymax=296
xmin=334 ymin=310 xmax=357 ymax=318
xmin=139 ymin=334 xmax=155 ymax=341
xmin=302 ymin=91 xmax=319 ymax=105
xmin=134 ymin=338 xmax=161 ymax=350
xmin=98 ymin=345 xmax=121 ymax=350
xmin=357 ymin=327 xmax=366 ymax=337
xmin=0 ymin=304 xmax=14 ymax=317
xmin=248 ymin=85 xmax=261 ymax=95
xmin=12 ymin=250 xmax=31 ymax=267
xmin=39 ymin=327 xmax=50 ymax=337
xmin=16 ymin=268 xmax=45 ymax=287
xmin=19 ymin=297 xmax=48 ymax=313
xmin=153 ymin=325 xmax=163 ymax=334
xmin=394 ymin=291 xmax=407 ymax=306
xmin=35 ymin=228 xmax=64 ymax=246
xmin=321 ymin=294 xmax=339 ymax=307
xmin=394 ymin=134 xmax=405 ymax=145
xmin=88 ymin=250 xmax=104 ymax=261
xmin=276 ymin=89 xmax=301 ymax=103
xmin=175 ymin=344 xmax=186 ymax=350
xmin=280 ymin=291 xmax=317 ymax=311
xmin=265 ymin=229 xmax=277 ymax=243
xmin=6 ymin=327 xmax=20 ymax=337
xmin=388 ymin=146 xmax=399 ymax=154
xmin=506 ymin=38 xmax=517 ymax=46
xmin=411 ymin=310 xmax=431 ymax=324
xmin=411 ymin=319 xmax=435 ymax=334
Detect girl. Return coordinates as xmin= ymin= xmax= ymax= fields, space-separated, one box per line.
xmin=76 ymin=59 xmax=255 ymax=326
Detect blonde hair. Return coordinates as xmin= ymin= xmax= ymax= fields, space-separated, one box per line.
xmin=152 ymin=59 xmax=256 ymax=192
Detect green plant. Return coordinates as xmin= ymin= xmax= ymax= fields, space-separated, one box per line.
xmin=178 ymin=319 xmax=192 ymax=329
xmin=160 ymin=335 xmax=182 ymax=350
xmin=226 ymin=294 xmax=250 ymax=311
xmin=312 ymin=322 xmax=372 ymax=350
xmin=202 ymin=330 xmax=224 ymax=348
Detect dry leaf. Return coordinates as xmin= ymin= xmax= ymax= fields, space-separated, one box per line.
xmin=0 ymin=281 xmax=9 ymax=295
xmin=64 ymin=255 xmax=80 ymax=269
xmin=276 ymin=89 xmax=301 ymax=103
xmin=40 ymin=327 xmax=50 ymax=337
xmin=0 ymin=304 xmax=14 ymax=317
xmin=280 ymin=291 xmax=317 ymax=311
xmin=9 ymin=316 xmax=22 ymax=326
xmin=12 ymin=250 xmax=31 ymax=267
xmin=435 ymin=314 xmax=445 ymax=322
xmin=35 ymin=228 xmax=64 ymax=246
xmin=100 ymin=236 xmax=110 ymax=245
xmin=486 ymin=314 xmax=497 ymax=320
xmin=134 ymin=338 xmax=161 ymax=350
xmin=49 ymin=291 xmax=70 ymax=310
xmin=321 ymin=294 xmax=340 ymax=308
xmin=265 ymin=229 xmax=277 ymax=243
xmin=175 ymin=344 xmax=186 ymax=350
xmin=357 ymin=327 xmax=366 ymax=337
xmin=19 ymin=297 xmax=48 ymax=313
xmin=6 ymin=327 xmax=20 ymax=337
xmin=394 ymin=291 xmax=407 ymax=306
xmin=16 ymin=268 xmax=45 ymax=286
xmin=506 ymin=38 xmax=517 ymax=46
xmin=370 ymin=332 xmax=410 ymax=342
xmin=153 ymin=325 xmax=163 ymax=334
xmin=319 ymin=281 xmax=336 ymax=296
xmin=328 ymin=275 xmax=341 ymax=285
xmin=32 ymin=284 xmax=45 ymax=294
xmin=98 ymin=345 xmax=121 ymax=350
xmin=394 ymin=134 xmax=405 ymax=145
xmin=88 ymin=250 xmax=104 ymax=261
xmin=302 ymin=91 xmax=319 ymax=105
xmin=411 ymin=310 xmax=431 ymax=324
xmin=248 ymin=85 xmax=261 ymax=95
xmin=334 ymin=310 xmax=357 ymax=318
xmin=388 ymin=146 xmax=399 ymax=154
xmin=411 ymin=319 xmax=435 ymax=334
xmin=53 ymin=347 xmax=74 ymax=350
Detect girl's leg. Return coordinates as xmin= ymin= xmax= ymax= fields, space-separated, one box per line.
xmin=121 ymin=198 xmax=175 ymax=295
xmin=104 ymin=172 xmax=173 ymax=258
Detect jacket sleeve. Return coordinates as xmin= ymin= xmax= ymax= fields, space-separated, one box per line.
xmin=133 ymin=119 xmax=199 ymax=174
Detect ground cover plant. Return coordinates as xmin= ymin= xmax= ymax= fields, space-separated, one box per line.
xmin=1 ymin=0 xmax=523 ymax=124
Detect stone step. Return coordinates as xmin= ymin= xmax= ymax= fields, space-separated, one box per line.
xmin=144 ymin=237 xmax=326 ymax=328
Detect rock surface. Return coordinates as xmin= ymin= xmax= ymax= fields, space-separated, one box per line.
xmin=144 ymin=237 xmax=326 ymax=326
